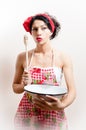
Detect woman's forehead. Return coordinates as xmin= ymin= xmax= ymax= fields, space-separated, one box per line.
xmin=32 ymin=20 xmax=47 ymax=27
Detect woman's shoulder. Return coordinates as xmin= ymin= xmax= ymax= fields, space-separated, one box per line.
xmin=59 ymin=51 xmax=73 ymax=68
xmin=53 ymin=48 xmax=71 ymax=59
xmin=16 ymin=49 xmax=34 ymax=68
xmin=53 ymin=48 xmax=72 ymax=67
xmin=17 ymin=49 xmax=34 ymax=59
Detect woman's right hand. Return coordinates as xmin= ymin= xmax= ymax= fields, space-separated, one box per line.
xmin=21 ymin=70 xmax=32 ymax=86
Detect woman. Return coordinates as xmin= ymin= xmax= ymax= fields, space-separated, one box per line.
xmin=12 ymin=13 xmax=76 ymax=130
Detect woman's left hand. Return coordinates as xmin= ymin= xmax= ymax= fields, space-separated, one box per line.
xmin=33 ymin=95 xmax=65 ymax=111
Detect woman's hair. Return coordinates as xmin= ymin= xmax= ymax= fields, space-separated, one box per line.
xmin=23 ymin=12 xmax=61 ymax=39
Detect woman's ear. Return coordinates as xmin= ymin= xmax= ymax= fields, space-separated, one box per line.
xmin=49 ymin=31 xmax=53 ymax=36
xmin=49 ymin=31 xmax=53 ymax=39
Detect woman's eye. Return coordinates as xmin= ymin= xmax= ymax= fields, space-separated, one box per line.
xmin=32 ymin=27 xmax=47 ymax=32
xmin=41 ymin=27 xmax=47 ymax=30
xmin=32 ymin=28 xmax=38 ymax=31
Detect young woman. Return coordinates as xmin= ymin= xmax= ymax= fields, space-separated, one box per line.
xmin=12 ymin=13 xmax=76 ymax=130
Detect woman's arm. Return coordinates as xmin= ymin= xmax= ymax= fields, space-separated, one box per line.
xmin=61 ymin=53 xmax=76 ymax=108
xmin=12 ymin=53 xmax=25 ymax=94
xmin=12 ymin=52 xmax=32 ymax=94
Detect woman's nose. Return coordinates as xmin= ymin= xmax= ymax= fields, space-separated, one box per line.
xmin=37 ymin=28 xmax=42 ymax=35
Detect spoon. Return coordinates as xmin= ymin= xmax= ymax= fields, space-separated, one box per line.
xmin=24 ymin=35 xmax=28 ymax=71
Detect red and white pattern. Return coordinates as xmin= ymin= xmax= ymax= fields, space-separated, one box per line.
xmin=14 ymin=67 xmax=68 ymax=130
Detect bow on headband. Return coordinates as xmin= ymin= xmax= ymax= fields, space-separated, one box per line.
xmin=23 ymin=13 xmax=55 ymax=33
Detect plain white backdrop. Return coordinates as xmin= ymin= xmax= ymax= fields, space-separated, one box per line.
xmin=0 ymin=0 xmax=86 ymax=130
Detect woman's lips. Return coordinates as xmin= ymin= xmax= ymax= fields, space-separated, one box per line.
xmin=36 ymin=37 xmax=42 ymax=42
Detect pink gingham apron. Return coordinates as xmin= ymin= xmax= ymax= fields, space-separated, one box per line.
xmin=14 ymin=50 xmax=68 ymax=130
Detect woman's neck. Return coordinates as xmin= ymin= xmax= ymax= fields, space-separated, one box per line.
xmin=35 ymin=43 xmax=53 ymax=54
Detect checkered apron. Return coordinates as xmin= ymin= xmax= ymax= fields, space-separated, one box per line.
xmin=14 ymin=67 xmax=68 ymax=130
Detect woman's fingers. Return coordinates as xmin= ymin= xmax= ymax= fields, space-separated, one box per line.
xmin=21 ymin=71 xmax=32 ymax=85
xmin=33 ymin=97 xmax=52 ymax=110
xmin=33 ymin=95 xmax=64 ymax=110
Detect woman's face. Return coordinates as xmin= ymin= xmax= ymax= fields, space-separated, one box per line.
xmin=31 ymin=20 xmax=52 ymax=44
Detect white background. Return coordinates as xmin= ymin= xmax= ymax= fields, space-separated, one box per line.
xmin=0 ymin=0 xmax=86 ymax=130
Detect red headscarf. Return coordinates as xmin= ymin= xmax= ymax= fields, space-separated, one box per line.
xmin=23 ymin=13 xmax=55 ymax=33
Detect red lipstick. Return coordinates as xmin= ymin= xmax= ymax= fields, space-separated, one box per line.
xmin=36 ymin=37 xmax=42 ymax=42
